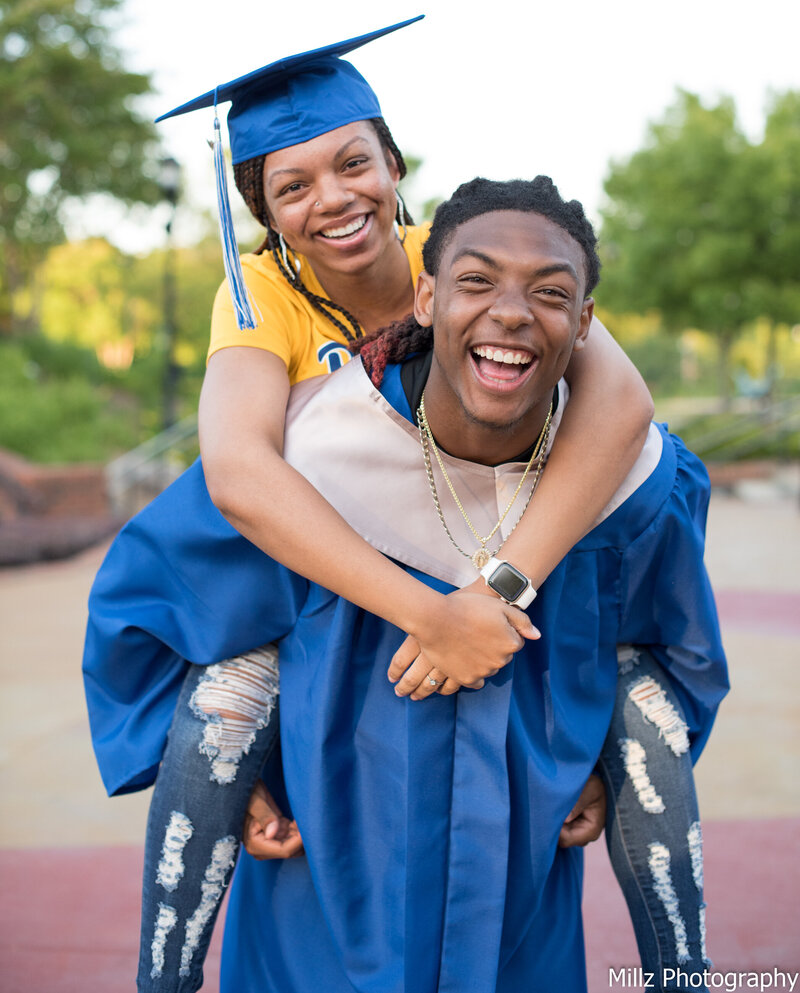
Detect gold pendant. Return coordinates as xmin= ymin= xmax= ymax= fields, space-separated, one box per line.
xmin=472 ymin=547 xmax=491 ymax=570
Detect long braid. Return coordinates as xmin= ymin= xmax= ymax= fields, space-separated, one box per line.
xmin=352 ymin=315 xmax=432 ymax=387
xmin=232 ymin=117 xmax=412 ymax=344
xmin=267 ymin=227 xmax=365 ymax=342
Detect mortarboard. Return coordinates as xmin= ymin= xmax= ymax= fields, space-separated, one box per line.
xmin=157 ymin=15 xmax=424 ymax=330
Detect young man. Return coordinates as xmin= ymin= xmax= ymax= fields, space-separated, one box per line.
xmin=84 ymin=177 xmax=726 ymax=992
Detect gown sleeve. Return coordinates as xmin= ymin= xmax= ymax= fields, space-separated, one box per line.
xmin=617 ymin=431 xmax=728 ymax=759
xmin=82 ymin=458 xmax=308 ymax=796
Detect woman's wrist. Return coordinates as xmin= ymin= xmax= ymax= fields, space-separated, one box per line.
xmin=393 ymin=579 xmax=446 ymax=642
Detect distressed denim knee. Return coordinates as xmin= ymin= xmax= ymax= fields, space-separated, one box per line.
xmin=190 ymin=648 xmax=281 ymax=785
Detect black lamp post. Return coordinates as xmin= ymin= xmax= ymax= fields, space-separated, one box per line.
xmin=159 ymin=156 xmax=181 ymax=430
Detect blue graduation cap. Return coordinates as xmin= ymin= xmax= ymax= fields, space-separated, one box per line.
xmin=157 ymin=16 xmax=424 ymax=330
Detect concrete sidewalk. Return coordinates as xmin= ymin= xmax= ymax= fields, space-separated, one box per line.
xmin=1 ymin=480 xmax=798 ymax=991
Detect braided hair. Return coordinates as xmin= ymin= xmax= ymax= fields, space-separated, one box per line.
xmin=350 ymin=314 xmax=433 ymax=389
xmin=232 ymin=118 xmax=413 ymax=345
xmin=358 ymin=176 xmax=601 ymax=385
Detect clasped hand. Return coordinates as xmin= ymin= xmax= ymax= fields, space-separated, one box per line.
xmin=242 ymin=774 xmax=607 ymax=858
xmin=243 ymin=581 xmax=604 ymax=860
xmin=243 ymin=780 xmax=303 ymax=860
xmin=388 ymin=579 xmax=539 ymax=699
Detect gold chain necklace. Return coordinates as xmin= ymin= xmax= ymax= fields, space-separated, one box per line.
xmin=416 ymin=391 xmax=553 ymax=570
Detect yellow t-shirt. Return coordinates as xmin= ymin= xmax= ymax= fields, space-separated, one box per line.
xmin=208 ymin=224 xmax=430 ymax=386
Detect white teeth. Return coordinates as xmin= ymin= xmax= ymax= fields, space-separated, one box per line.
xmin=320 ymin=215 xmax=367 ymax=239
xmin=472 ymin=345 xmax=532 ymax=366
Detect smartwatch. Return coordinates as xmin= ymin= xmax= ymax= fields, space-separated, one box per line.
xmin=479 ymin=557 xmax=537 ymax=609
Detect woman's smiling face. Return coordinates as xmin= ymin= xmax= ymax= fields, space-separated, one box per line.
xmin=263 ymin=120 xmax=400 ymax=278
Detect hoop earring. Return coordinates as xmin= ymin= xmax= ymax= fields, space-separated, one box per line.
xmin=278 ymin=233 xmax=300 ymax=281
xmin=394 ymin=189 xmax=408 ymax=245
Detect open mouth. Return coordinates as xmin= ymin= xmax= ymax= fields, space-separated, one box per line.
xmin=318 ymin=214 xmax=368 ymax=240
xmin=470 ymin=345 xmax=537 ymax=387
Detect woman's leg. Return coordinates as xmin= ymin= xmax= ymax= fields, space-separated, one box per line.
xmin=137 ymin=645 xmax=280 ymax=993
xmin=597 ymin=647 xmax=710 ymax=993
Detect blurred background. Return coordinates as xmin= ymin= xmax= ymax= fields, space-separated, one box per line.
xmin=0 ymin=0 xmax=797 ymax=990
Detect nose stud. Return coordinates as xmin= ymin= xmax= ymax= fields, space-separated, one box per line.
xmin=314 ymin=201 xmax=321 ymax=207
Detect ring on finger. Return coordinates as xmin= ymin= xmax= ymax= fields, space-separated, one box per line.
xmin=426 ymin=674 xmax=443 ymax=687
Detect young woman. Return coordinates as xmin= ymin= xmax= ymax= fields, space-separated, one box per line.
xmin=102 ymin=18 xmax=707 ymax=993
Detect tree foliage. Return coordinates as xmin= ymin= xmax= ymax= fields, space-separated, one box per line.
xmin=752 ymin=90 xmax=800 ymax=324
xmin=0 ymin=0 xmax=160 ymax=330
xmin=0 ymin=231 xmax=225 ymax=462
xmin=599 ymin=89 xmax=800 ymax=397
xmin=35 ymin=233 xmax=222 ymax=369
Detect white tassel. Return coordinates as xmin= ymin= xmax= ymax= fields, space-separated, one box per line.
xmin=212 ymin=114 xmax=258 ymax=330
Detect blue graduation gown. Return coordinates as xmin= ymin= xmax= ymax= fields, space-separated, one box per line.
xmin=82 ymin=362 xmax=727 ymax=993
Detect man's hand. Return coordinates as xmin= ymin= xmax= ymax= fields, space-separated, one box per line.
xmin=242 ymin=780 xmax=304 ymax=860
xmin=388 ymin=582 xmax=539 ymax=699
xmin=558 ymin=774 xmax=606 ymax=848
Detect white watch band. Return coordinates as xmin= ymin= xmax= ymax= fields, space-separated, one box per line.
xmin=480 ymin=557 xmax=504 ymax=583
xmin=480 ymin=557 xmax=537 ymax=609
xmin=513 ymin=584 xmax=537 ymax=610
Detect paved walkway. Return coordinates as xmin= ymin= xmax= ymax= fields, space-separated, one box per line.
xmin=1 ymin=479 xmax=798 ymax=991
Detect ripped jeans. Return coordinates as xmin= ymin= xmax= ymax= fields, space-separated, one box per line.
xmin=137 ymin=645 xmax=709 ymax=993
xmin=597 ymin=647 xmax=710 ymax=992
xmin=137 ymin=647 xmax=280 ymax=993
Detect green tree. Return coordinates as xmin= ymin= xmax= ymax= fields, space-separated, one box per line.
xmin=750 ymin=91 xmax=800 ymax=387
xmin=37 ymin=238 xmax=153 ymax=356
xmin=755 ymin=91 xmax=800 ymax=316
xmin=34 ymin=233 xmax=224 ymax=411
xmin=600 ymin=89 xmax=800 ymax=404
xmin=33 ymin=230 xmax=225 ymax=409
xmin=0 ymin=0 xmax=160 ymax=332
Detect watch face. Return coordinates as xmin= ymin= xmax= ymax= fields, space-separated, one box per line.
xmin=489 ymin=563 xmax=528 ymax=603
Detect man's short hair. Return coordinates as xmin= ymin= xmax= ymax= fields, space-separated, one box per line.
xmin=422 ymin=176 xmax=600 ymax=295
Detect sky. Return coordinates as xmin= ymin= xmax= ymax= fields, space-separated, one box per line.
xmin=84 ymin=0 xmax=799 ymax=254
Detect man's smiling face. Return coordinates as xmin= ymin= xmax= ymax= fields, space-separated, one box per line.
xmin=416 ymin=209 xmax=594 ymax=464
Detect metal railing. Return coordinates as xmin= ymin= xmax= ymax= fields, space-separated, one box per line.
xmin=103 ymin=395 xmax=799 ymax=518
xmin=106 ymin=414 xmax=199 ymax=518
xmin=686 ymin=395 xmax=800 ymax=461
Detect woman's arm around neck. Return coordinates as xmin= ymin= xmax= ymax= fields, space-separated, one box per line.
xmin=199 ymin=346 xmax=537 ymax=685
